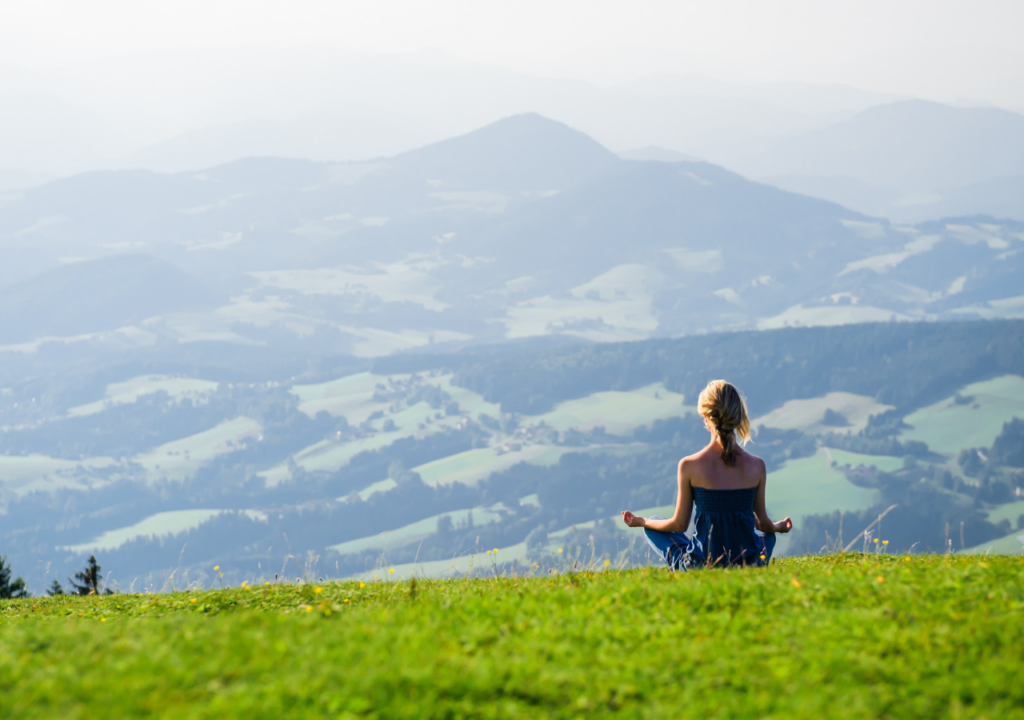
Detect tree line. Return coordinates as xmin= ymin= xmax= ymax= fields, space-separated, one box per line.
xmin=0 ymin=554 xmax=112 ymax=599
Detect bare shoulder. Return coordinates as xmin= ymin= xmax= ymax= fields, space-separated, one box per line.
xmin=677 ymin=452 xmax=701 ymax=480
xmin=743 ymin=450 xmax=767 ymax=477
xmin=678 ymin=450 xmax=704 ymax=470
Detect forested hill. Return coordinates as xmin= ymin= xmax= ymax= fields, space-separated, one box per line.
xmin=375 ymin=319 xmax=1024 ymax=416
xmin=3 ymin=317 xmax=1022 ymax=588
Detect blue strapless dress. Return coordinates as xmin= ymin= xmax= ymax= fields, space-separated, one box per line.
xmin=643 ymin=487 xmax=775 ymax=570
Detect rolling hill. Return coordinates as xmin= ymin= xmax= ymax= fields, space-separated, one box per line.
xmin=1 ymin=113 xmax=1022 ymax=363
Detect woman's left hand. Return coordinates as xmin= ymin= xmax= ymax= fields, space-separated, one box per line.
xmin=621 ymin=511 xmax=645 ymax=528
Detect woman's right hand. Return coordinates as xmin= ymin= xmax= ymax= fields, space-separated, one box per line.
xmin=622 ymin=511 xmax=645 ymax=528
xmin=774 ymin=517 xmax=793 ymax=534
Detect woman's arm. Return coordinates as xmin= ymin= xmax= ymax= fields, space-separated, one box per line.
xmin=622 ymin=459 xmax=693 ymax=532
xmin=753 ymin=459 xmax=793 ymax=534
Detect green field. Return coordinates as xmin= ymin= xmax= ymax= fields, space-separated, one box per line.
xmin=261 ymin=430 xmax=414 ymax=487
xmin=2 ymin=555 xmax=1021 ymax=718
xmin=986 ymin=499 xmax=1024 ymax=527
xmin=428 ymin=375 xmax=502 ymax=419
xmin=62 ymin=509 xmax=226 ymax=554
xmin=381 ymin=540 xmax=531 ymax=581
xmin=291 ymin=371 xmax=410 ymax=424
xmin=66 ymin=374 xmax=220 ymax=418
xmin=900 ymin=374 xmax=1024 ymax=455
xmin=412 ymin=445 xmax=570 ymax=487
xmin=757 ymin=303 xmax=914 ymax=330
xmin=753 ymin=392 xmax=893 ymax=435
xmin=291 ymin=372 xmax=500 ymax=426
xmin=380 ymin=503 xmax=672 ymax=581
xmin=134 ymin=416 xmax=262 ymax=483
xmin=264 ymin=371 xmax=503 ymax=486
xmin=824 ymin=448 xmax=904 ymax=473
xmin=0 ymin=453 xmax=116 ymax=495
xmin=328 ymin=505 xmax=505 ymax=558
xmin=965 ymin=528 xmax=1024 ymax=555
xmin=62 ymin=509 xmax=267 ymax=555
xmin=767 ymin=449 xmax=880 ymax=524
xmin=533 ymin=382 xmax=690 ymax=434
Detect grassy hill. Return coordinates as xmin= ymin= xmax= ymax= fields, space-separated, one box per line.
xmin=1 ymin=555 xmax=1021 ymax=718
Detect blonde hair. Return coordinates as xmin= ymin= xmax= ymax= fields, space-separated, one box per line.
xmin=697 ymin=380 xmax=751 ymax=467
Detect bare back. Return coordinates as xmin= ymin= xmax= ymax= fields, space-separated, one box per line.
xmin=683 ymin=444 xmax=764 ymax=491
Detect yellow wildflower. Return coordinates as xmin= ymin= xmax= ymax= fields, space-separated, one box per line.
xmin=873 ymin=538 xmax=879 ymax=544
xmin=343 ymin=598 xmax=350 ymax=603
xmin=190 ymin=598 xmax=197 ymax=603
xmin=876 ymin=576 xmax=885 ymax=583
xmin=305 ymin=606 xmax=313 ymax=612
xmin=493 ymin=548 xmax=499 ymax=553
xmin=100 ymin=618 xmax=107 ymax=623
xmin=791 ymin=578 xmax=801 ymax=588
xmin=557 ymin=548 xmax=563 ymax=553
xmin=359 ymin=582 xmax=365 ymax=588
xmin=388 ymin=568 xmax=395 ymax=574
xmin=314 ymin=587 xmax=323 ymax=594
xmin=604 ymin=560 xmax=611 ymax=566
xmin=882 ymin=540 xmax=889 ymax=545
xmin=214 ymin=566 xmax=220 ymax=571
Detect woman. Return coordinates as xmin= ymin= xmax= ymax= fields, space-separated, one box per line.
xmin=622 ymin=380 xmax=792 ymax=569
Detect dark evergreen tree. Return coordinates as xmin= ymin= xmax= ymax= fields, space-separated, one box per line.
xmin=991 ymin=418 xmax=1024 ymax=468
xmin=69 ymin=555 xmax=104 ymax=596
xmin=0 ymin=555 xmax=29 ymax=599
xmin=47 ymin=579 xmax=65 ymax=596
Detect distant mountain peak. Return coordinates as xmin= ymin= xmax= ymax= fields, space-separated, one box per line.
xmin=392 ymin=113 xmax=620 ymax=192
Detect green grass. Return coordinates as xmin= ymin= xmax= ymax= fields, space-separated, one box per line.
xmin=2 ymin=555 xmax=1021 ymax=718
xmin=753 ymin=391 xmax=893 ymax=435
xmin=900 ymin=375 xmax=1024 ymax=455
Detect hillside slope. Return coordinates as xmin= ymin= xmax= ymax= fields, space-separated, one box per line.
xmin=1 ymin=556 xmax=1021 ymax=719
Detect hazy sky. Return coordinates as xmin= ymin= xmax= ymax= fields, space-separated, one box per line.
xmin=3 ymin=0 xmax=1023 ymax=108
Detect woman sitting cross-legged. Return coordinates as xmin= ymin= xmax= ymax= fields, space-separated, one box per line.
xmin=622 ymin=379 xmax=793 ymax=570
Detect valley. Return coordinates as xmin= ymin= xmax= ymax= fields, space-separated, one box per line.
xmin=1 ymin=319 xmax=1022 ymax=591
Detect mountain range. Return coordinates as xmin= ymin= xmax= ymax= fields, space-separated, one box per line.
xmin=0 ymin=113 xmax=1022 ymax=369
xmin=700 ymin=100 xmax=1024 ymax=223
